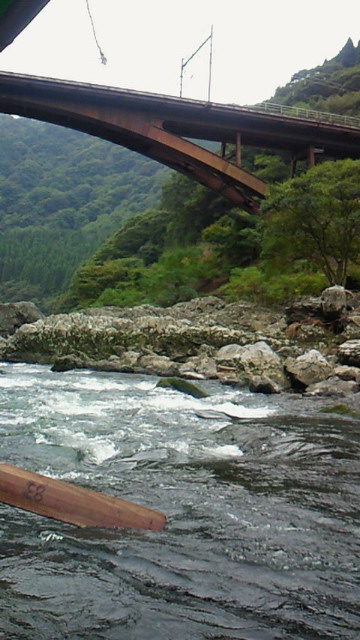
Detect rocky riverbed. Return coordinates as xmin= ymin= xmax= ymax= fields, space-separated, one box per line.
xmin=1 ymin=287 xmax=360 ymax=411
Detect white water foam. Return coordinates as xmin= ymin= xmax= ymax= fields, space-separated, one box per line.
xmin=38 ymin=467 xmax=94 ymax=482
xmin=142 ymin=388 xmax=274 ymax=421
xmin=209 ymin=401 xmax=274 ymax=419
xmin=0 ymin=376 xmax=35 ymax=389
xmin=0 ymin=413 xmax=36 ymax=426
xmin=69 ymin=378 xmax=128 ymax=392
xmin=34 ymin=392 xmax=108 ymax=417
xmin=35 ymin=426 xmax=119 ymax=464
xmin=201 ymin=443 xmax=244 ymax=458
xmin=87 ymin=437 xmax=119 ymax=463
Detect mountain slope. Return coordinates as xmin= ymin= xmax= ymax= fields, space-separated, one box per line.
xmin=1 ymin=39 xmax=360 ymax=311
xmin=61 ymin=39 xmax=360 ymax=310
xmin=0 ymin=115 xmax=168 ymax=308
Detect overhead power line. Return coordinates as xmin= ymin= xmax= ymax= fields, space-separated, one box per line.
xmin=180 ymin=26 xmax=213 ymax=101
xmin=85 ymin=0 xmax=107 ymax=65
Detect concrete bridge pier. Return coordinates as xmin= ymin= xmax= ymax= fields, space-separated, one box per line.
xmin=221 ymin=131 xmax=242 ymax=167
xmin=290 ymin=145 xmax=319 ymax=177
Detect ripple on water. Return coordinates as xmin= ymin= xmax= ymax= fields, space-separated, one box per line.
xmin=0 ymin=363 xmax=359 ymax=639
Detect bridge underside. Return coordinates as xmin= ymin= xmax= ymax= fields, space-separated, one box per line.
xmin=2 ymin=73 xmax=358 ymax=214
xmin=0 ymin=74 xmax=267 ymax=214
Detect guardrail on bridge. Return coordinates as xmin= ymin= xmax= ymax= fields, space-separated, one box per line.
xmin=248 ymin=102 xmax=360 ymax=129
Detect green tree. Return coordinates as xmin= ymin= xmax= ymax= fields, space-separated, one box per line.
xmin=93 ymin=209 xmax=169 ymax=265
xmin=66 ymin=257 xmax=144 ymax=309
xmin=161 ymin=174 xmax=232 ymax=246
xmin=201 ymin=209 xmax=261 ymax=271
xmin=142 ymin=247 xmax=211 ymax=307
xmin=261 ymin=159 xmax=360 ymax=285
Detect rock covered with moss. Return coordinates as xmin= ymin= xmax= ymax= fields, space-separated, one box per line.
xmin=0 ymin=301 xmax=43 ymax=337
xmin=0 ymin=290 xmax=360 ymax=398
xmin=1 ymin=303 xmax=288 ymax=366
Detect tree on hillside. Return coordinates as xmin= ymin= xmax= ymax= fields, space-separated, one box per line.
xmin=333 ymin=38 xmax=357 ymax=68
xmin=160 ymin=173 xmax=232 ymax=245
xmin=261 ymin=159 xmax=360 ymax=286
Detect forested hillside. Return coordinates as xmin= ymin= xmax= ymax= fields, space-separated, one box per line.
xmin=60 ymin=39 xmax=360 ymax=311
xmin=1 ymin=39 xmax=360 ymax=312
xmin=273 ymin=38 xmax=360 ymax=114
xmin=0 ymin=115 xmax=168 ymax=309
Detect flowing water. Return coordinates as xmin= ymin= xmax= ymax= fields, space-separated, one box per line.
xmin=0 ymin=362 xmax=359 ymax=639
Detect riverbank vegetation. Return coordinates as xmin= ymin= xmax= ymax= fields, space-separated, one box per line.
xmin=1 ymin=39 xmax=360 ymax=312
xmin=0 ymin=116 xmax=168 ymax=310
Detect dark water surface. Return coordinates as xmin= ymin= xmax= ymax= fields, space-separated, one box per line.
xmin=0 ymin=363 xmax=359 ymax=639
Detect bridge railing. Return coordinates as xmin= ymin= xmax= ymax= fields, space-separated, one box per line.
xmin=247 ymin=102 xmax=360 ymax=129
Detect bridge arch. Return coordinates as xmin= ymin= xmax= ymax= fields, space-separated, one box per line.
xmin=1 ymin=72 xmax=359 ymax=214
xmin=0 ymin=72 xmax=268 ymax=214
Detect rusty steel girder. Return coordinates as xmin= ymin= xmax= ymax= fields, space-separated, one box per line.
xmin=1 ymin=72 xmax=359 ymax=211
xmin=0 ymin=72 xmax=269 ymax=213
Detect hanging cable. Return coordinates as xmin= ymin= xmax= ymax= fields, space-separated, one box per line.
xmin=85 ymin=0 xmax=107 ymax=65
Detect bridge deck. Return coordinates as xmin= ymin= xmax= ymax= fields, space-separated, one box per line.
xmin=0 ymin=72 xmax=359 ymax=212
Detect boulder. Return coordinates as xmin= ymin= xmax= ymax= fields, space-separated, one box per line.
xmin=285 ymin=349 xmax=333 ymax=389
xmin=0 ymin=301 xmax=43 ymax=337
xmin=285 ymin=297 xmax=322 ymax=324
xmin=167 ymin=296 xmax=225 ymax=319
xmin=321 ymin=285 xmax=347 ymax=320
xmin=178 ymin=354 xmax=217 ymax=379
xmin=320 ymin=403 xmax=360 ymax=418
xmin=248 ymin=375 xmax=283 ymax=394
xmin=138 ymin=354 xmax=179 ymax=377
xmin=333 ymin=365 xmax=360 ymax=382
xmin=305 ymin=377 xmax=359 ymax=397
xmin=4 ymin=295 xmax=357 ymax=393
xmin=2 ymin=308 xmax=287 ymax=366
xmin=156 ymin=377 xmax=208 ymax=398
xmin=214 ymin=344 xmax=244 ymax=363
xmin=51 ymin=354 xmax=87 ymax=371
xmin=341 ymin=315 xmax=360 ymax=340
xmin=113 ymin=350 xmax=141 ymax=372
xmin=337 ymin=339 xmax=360 ymax=367
xmin=235 ymin=341 xmax=289 ymax=390
xmin=90 ymin=356 xmax=137 ymax=373
xmin=285 ymin=320 xmax=328 ymax=342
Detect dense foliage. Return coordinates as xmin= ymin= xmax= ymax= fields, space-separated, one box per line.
xmin=273 ymin=38 xmax=360 ymax=116
xmin=1 ymin=38 xmax=360 ymax=311
xmin=0 ymin=115 xmax=168 ymax=309
xmin=61 ymin=39 xmax=360 ymax=309
xmin=261 ymin=159 xmax=360 ymax=286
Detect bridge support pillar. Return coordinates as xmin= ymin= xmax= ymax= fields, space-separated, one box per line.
xmin=307 ymin=145 xmax=315 ymax=168
xmin=289 ymin=155 xmax=297 ymax=178
xmin=236 ymin=131 xmax=241 ymax=167
xmin=290 ymin=145 xmax=318 ymax=177
xmin=221 ymin=133 xmax=241 ymax=167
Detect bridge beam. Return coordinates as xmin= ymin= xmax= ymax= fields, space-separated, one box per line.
xmin=0 ymin=73 xmax=269 ymax=214
xmin=1 ymin=72 xmax=358 ymax=214
xmin=75 ymin=103 xmax=267 ymax=212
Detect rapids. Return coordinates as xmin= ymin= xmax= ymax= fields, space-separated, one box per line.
xmin=0 ymin=362 xmax=359 ymax=639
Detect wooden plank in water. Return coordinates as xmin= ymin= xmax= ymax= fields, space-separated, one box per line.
xmin=0 ymin=463 xmax=166 ymax=531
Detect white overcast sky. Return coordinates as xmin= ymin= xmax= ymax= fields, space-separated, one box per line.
xmin=0 ymin=0 xmax=359 ymax=105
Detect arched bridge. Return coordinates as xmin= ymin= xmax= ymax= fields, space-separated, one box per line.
xmin=0 ymin=71 xmax=359 ymax=214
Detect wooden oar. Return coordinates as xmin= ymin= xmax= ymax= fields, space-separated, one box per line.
xmin=0 ymin=463 xmax=166 ymax=531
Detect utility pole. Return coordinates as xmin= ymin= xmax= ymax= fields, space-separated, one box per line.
xmin=180 ymin=26 xmax=213 ymax=101
xmin=208 ymin=24 xmax=213 ymax=102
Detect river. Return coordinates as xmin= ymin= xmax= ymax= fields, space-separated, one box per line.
xmin=0 ymin=362 xmax=359 ymax=639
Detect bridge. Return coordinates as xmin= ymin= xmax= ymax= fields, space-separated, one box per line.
xmin=0 ymin=71 xmax=360 ymax=214
xmin=0 ymin=0 xmax=50 ymax=52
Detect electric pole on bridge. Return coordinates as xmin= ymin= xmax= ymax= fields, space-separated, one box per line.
xmin=180 ymin=25 xmax=213 ymax=101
